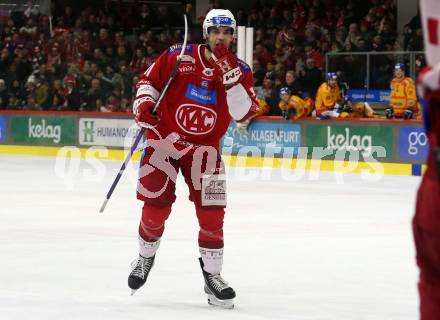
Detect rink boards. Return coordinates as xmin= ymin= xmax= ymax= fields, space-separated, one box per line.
xmin=0 ymin=111 xmax=427 ymax=176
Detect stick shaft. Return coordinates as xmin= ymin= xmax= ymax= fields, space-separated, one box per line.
xmin=99 ymin=15 xmax=188 ymax=213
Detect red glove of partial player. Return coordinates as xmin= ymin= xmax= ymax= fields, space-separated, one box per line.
xmin=133 ymin=95 xmax=160 ymax=127
xmin=209 ymin=43 xmax=243 ymax=88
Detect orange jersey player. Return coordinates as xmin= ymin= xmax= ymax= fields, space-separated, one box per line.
xmin=339 ymin=102 xmax=377 ymax=118
xmin=387 ymin=63 xmax=420 ymax=119
xmin=315 ymin=72 xmax=343 ymax=119
xmin=255 ymin=98 xmax=270 ymax=117
xmin=278 ymin=87 xmax=313 ymax=120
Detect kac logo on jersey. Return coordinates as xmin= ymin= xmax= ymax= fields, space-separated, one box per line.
xmin=176 ymin=104 xmax=217 ymax=135
xmin=185 ymin=84 xmax=217 ymax=105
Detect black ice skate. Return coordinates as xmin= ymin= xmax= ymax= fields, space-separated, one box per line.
xmin=128 ymin=255 xmax=155 ymax=295
xmin=198 ymin=257 xmax=236 ymax=309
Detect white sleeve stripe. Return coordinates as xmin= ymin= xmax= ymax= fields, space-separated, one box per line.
xmin=132 ymin=96 xmax=156 ymax=114
xmin=136 ymin=84 xmax=160 ymax=100
xmin=144 ymin=62 xmax=156 ymax=77
xmin=226 ymin=84 xmax=252 ymax=121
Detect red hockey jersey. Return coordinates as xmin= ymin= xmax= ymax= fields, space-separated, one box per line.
xmin=133 ymin=43 xmax=259 ymax=148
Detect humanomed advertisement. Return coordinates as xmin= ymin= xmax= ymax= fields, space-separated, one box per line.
xmin=305 ymin=123 xmax=394 ymax=161
xmin=10 ymin=115 xmax=75 ymax=145
xmin=78 ymin=118 xmax=141 ymax=148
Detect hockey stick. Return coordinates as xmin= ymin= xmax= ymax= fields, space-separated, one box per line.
xmin=99 ymin=14 xmax=188 ymax=213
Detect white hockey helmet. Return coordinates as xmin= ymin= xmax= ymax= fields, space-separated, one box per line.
xmin=203 ymin=9 xmax=236 ymax=39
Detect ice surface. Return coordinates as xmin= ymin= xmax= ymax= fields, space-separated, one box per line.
xmin=0 ymin=155 xmax=420 ymax=320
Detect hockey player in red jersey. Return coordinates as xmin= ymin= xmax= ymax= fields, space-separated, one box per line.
xmin=127 ymin=9 xmax=259 ymax=308
xmin=413 ymin=0 xmax=440 ymax=318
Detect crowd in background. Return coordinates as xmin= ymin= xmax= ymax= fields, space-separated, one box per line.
xmin=0 ymin=0 xmax=423 ymax=115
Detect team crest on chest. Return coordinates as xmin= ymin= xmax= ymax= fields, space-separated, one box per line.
xmin=175 ymin=104 xmax=217 ymax=135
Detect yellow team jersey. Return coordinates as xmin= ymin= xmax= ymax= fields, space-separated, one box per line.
xmin=339 ymin=102 xmax=376 ymax=118
xmin=256 ymin=99 xmax=270 ymax=117
xmin=389 ymin=77 xmax=418 ymax=117
xmin=315 ymin=83 xmax=342 ymax=115
xmin=279 ymin=95 xmax=314 ymax=120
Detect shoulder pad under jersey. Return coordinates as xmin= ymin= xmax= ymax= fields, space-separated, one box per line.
xmin=237 ymin=59 xmax=251 ymax=74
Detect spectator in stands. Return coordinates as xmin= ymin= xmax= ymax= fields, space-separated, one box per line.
xmin=386 ymin=63 xmax=419 ymax=119
xmin=8 ymin=79 xmax=24 ymax=105
xmin=137 ymin=4 xmax=157 ymax=31
xmin=280 ymin=70 xmax=303 ymax=97
xmin=96 ymin=28 xmax=113 ymax=52
xmin=115 ymin=45 xmax=130 ymax=66
xmin=378 ymin=20 xmax=396 ymax=46
xmin=315 ymin=72 xmax=343 ymax=119
xmin=252 ymin=60 xmax=266 ymax=87
xmin=63 ymin=6 xmax=76 ymax=28
xmin=407 ymin=27 xmax=424 ymax=51
xmin=248 ymin=9 xmax=263 ymax=28
xmin=0 ymin=49 xmax=10 ymax=81
xmin=82 ymin=78 xmax=103 ymax=111
xmin=63 ymin=77 xmax=81 ymax=111
xmin=130 ymin=48 xmax=147 ymax=75
xmin=119 ymin=97 xmax=131 ymax=112
xmin=23 ymin=94 xmax=39 ymax=110
xmin=257 ymin=72 xmax=282 ymax=116
xmin=51 ymin=79 xmax=65 ymax=110
xmin=156 ymin=5 xmax=180 ymax=28
xmin=371 ymin=34 xmax=384 ymax=51
xmin=298 ymin=58 xmax=322 ymax=97
xmin=345 ymin=23 xmax=361 ymax=47
xmin=0 ymin=79 xmax=8 ymax=109
xmin=38 ymin=15 xmax=51 ymax=37
xmin=47 ymin=44 xmax=62 ymax=70
xmin=91 ymin=48 xmax=107 ymax=70
xmin=8 ymin=96 xmax=21 ymax=109
xmin=255 ymin=42 xmax=273 ymax=69
xmin=34 ymin=77 xmax=49 ymax=109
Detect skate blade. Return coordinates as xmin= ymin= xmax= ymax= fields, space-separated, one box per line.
xmin=131 ymin=289 xmax=137 ymax=296
xmin=207 ymin=294 xmax=234 ymax=309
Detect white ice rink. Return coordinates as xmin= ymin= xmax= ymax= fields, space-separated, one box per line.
xmin=0 ymin=155 xmax=421 ymax=320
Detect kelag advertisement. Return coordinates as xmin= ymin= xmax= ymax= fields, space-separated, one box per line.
xmin=10 ymin=115 xmax=75 ymax=145
xmin=305 ymin=123 xmax=393 ymax=161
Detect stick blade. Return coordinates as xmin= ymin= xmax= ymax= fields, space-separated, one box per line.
xmin=99 ymin=199 xmax=109 ymax=213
